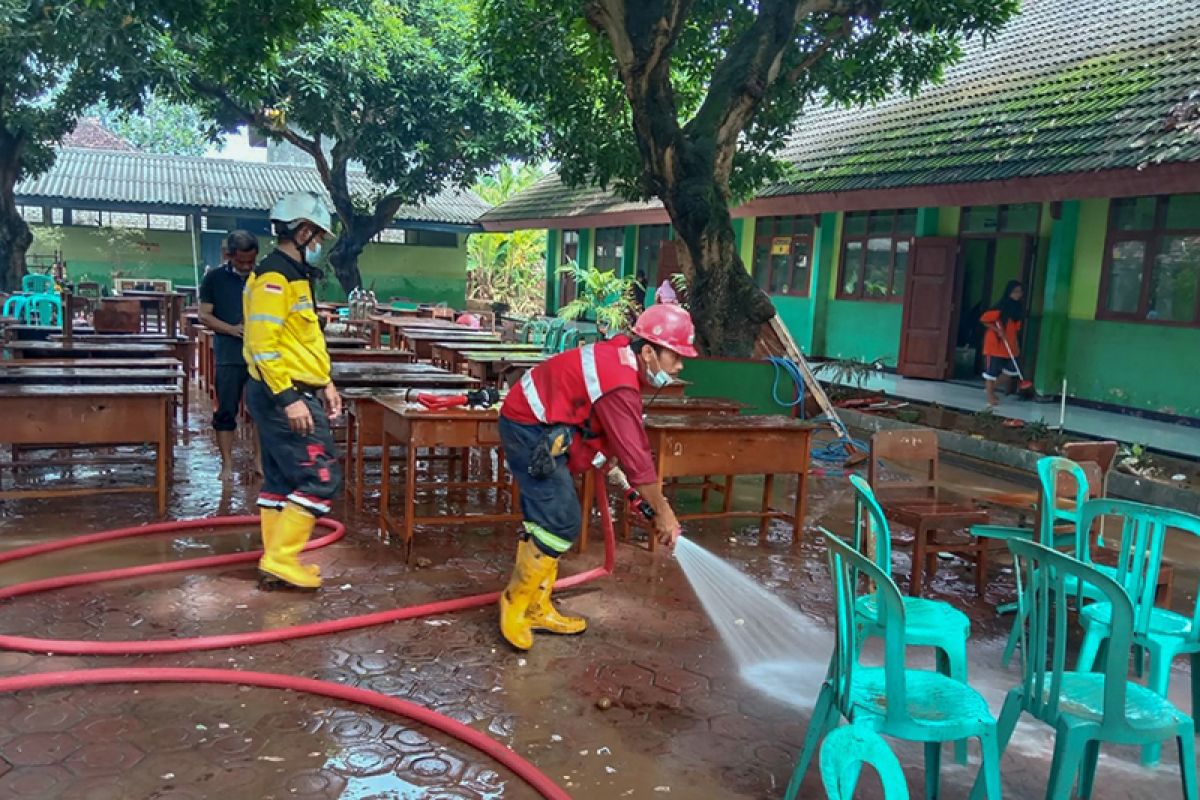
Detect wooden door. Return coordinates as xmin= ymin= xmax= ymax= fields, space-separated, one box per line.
xmin=897 ymin=237 xmax=960 ymax=379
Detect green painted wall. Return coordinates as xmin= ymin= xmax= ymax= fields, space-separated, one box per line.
xmin=823 ymin=300 xmax=903 ymax=365
xmin=545 ymin=228 xmax=561 ymax=314
xmin=1063 ymin=320 xmax=1200 ymax=417
xmin=1033 ymin=201 xmax=1079 ymax=391
xmin=347 ymin=237 xmax=467 ymax=307
xmin=34 ymin=224 xmax=199 ymax=290
xmin=737 ymin=217 xmax=754 ymax=269
xmin=34 ymin=223 xmax=469 ymax=307
xmin=679 ymin=357 xmax=793 ymax=415
xmin=938 ymin=207 xmax=961 ymax=237
xmin=1068 ymin=198 xmax=1108 ymax=320
xmin=621 ymin=225 xmax=638 ymax=278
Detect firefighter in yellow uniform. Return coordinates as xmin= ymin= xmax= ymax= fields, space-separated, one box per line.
xmin=243 ymin=191 xmax=342 ymax=590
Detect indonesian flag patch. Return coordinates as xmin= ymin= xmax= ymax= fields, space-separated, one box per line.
xmin=262 ymin=283 xmax=284 ymax=295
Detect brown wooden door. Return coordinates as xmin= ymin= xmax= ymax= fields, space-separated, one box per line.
xmin=897 ymin=237 xmax=960 ymax=379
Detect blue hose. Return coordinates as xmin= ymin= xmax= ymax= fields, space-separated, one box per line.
xmin=768 ymin=357 xmax=868 ymax=468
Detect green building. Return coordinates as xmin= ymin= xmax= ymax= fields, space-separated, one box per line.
xmin=480 ymin=0 xmax=1200 ymax=421
xmin=15 ymin=147 xmax=486 ymax=307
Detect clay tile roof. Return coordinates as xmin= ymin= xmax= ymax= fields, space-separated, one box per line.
xmin=61 ymin=118 xmax=138 ymax=152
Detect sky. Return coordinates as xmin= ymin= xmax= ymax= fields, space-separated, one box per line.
xmin=204 ymin=126 xmax=266 ymax=163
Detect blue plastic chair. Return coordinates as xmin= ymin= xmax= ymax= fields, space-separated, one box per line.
xmin=558 ymin=327 xmax=581 ymax=352
xmin=784 ymin=530 xmax=1003 ymax=800
xmin=849 ymin=474 xmax=971 ymax=764
xmin=1074 ymin=499 xmax=1200 ymax=765
xmin=969 ymin=537 xmax=1196 ymax=800
xmin=21 ymin=274 xmax=55 ymax=294
xmin=820 ymin=724 xmax=910 ymax=800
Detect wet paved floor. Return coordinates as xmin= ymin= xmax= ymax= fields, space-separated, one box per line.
xmin=0 ymin=397 xmax=1195 ymax=799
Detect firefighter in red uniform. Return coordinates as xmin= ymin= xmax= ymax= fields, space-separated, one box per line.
xmin=497 ymin=304 xmax=696 ymax=651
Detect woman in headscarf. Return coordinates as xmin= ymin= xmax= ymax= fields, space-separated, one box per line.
xmin=979 ymin=280 xmax=1025 ymax=406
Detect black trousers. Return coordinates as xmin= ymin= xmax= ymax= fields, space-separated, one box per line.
xmin=212 ymin=363 xmax=250 ymax=432
xmin=245 ymin=378 xmax=342 ymax=516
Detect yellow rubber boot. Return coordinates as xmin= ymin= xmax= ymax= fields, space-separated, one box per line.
xmin=259 ymin=504 xmax=322 ymax=589
xmin=527 ymin=554 xmax=587 ymax=635
xmin=499 ymin=539 xmax=554 ymax=650
xmin=259 ymin=507 xmax=319 ymax=578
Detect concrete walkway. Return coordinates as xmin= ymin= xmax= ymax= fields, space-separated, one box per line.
xmin=838 ymin=372 xmax=1200 ymax=460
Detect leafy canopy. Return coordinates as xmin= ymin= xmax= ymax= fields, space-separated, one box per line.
xmin=0 ymin=0 xmax=321 ymax=180
xmin=85 ymin=94 xmax=215 ymax=157
xmin=479 ymin=0 xmax=1019 ymax=202
xmin=185 ymin=0 xmax=539 ymax=225
xmin=467 ymin=163 xmax=547 ymax=316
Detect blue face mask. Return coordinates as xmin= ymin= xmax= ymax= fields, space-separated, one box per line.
xmin=646 ymin=350 xmax=672 ymax=387
xmin=306 ymin=242 xmax=323 ymax=262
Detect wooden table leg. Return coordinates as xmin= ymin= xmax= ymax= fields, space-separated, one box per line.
xmin=911 ymin=523 xmax=929 ymax=597
xmin=156 ymin=397 xmax=169 ymax=516
xmin=701 ymin=474 xmax=711 ymax=508
xmin=722 ymin=475 xmax=734 ymax=513
xmin=404 ymin=437 xmax=417 ymax=562
xmin=792 ymin=467 xmax=808 ymax=547
xmin=759 ymin=474 xmax=775 ymax=541
xmin=379 ymin=429 xmax=393 ymax=543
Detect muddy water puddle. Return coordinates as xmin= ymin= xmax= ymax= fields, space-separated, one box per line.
xmin=0 ymin=397 xmax=1194 ymax=798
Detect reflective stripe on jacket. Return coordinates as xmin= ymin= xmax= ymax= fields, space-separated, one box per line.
xmin=243 ymin=250 xmax=330 ymax=406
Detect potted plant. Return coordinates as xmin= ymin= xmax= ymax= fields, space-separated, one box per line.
xmin=1023 ymin=419 xmax=1051 ymax=452
xmin=556 ymin=260 xmax=638 ymax=336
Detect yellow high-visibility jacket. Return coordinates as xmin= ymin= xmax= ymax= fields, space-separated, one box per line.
xmin=242 ymin=250 xmax=331 ymax=406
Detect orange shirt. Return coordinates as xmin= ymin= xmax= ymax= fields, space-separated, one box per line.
xmin=980 ymin=309 xmax=1021 ymax=358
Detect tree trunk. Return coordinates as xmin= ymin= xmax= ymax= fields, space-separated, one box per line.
xmin=0 ymin=153 xmax=31 ymax=294
xmin=326 ymin=228 xmax=366 ymax=296
xmin=661 ymin=179 xmax=775 ymax=357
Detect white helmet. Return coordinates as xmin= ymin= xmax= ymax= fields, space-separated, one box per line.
xmin=269 ymin=191 xmax=333 ymax=235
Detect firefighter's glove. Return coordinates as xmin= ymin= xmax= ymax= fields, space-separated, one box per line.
xmin=465 ymin=387 xmax=501 ymax=408
xmin=528 ymin=425 xmax=573 ymax=479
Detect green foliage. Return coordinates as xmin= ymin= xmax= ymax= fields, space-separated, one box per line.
xmin=466 ymin=163 xmax=547 ymax=316
xmin=1023 ymin=418 xmax=1051 ymax=442
xmin=478 ymin=0 xmax=1018 ymax=353
xmin=815 ymin=358 xmax=876 ymax=390
xmin=556 ymin=261 xmax=636 ymax=331
xmin=86 ymin=94 xmax=215 ymax=156
xmin=478 ymin=0 xmax=1019 ymax=201
xmin=180 ymin=0 xmax=540 ymax=292
xmin=0 ymin=0 xmax=322 ymax=289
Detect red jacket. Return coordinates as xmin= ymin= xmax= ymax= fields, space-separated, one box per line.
xmin=502 ymin=336 xmax=652 ymax=477
xmin=980 ymin=309 xmax=1021 ymax=358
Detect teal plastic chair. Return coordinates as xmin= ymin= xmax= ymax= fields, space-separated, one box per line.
xmin=543 ymin=317 xmax=565 ymax=352
xmin=558 ymin=327 xmax=581 ymax=352
xmin=820 ymin=724 xmax=910 ymax=800
xmin=969 ymin=537 xmax=1196 ymax=800
xmin=849 ymin=474 xmax=971 ymax=764
xmin=520 ymin=318 xmax=548 ymax=345
xmin=29 ymin=293 xmax=61 ymax=326
xmin=784 ymin=531 xmax=1003 ymax=800
xmin=21 ymin=273 xmax=55 ymax=294
xmin=1074 ymin=499 xmax=1200 ymax=765
xmin=2 ymin=294 xmax=29 ymax=320
xmin=992 ymin=456 xmax=1109 ymax=666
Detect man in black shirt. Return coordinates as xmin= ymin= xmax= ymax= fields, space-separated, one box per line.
xmin=199 ymin=230 xmax=259 ymax=481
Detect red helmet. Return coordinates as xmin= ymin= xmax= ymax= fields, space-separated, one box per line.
xmin=632 ymin=304 xmax=698 ymax=357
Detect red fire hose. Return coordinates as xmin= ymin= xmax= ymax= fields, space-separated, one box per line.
xmin=0 ymin=479 xmax=620 ymax=800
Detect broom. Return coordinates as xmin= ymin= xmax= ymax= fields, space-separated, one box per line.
xmin=993 ymin=322 xmax=1035 ymax=400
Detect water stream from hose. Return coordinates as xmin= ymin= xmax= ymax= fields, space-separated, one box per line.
xmin=674 ymin=537 xmax=833 ymax=711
